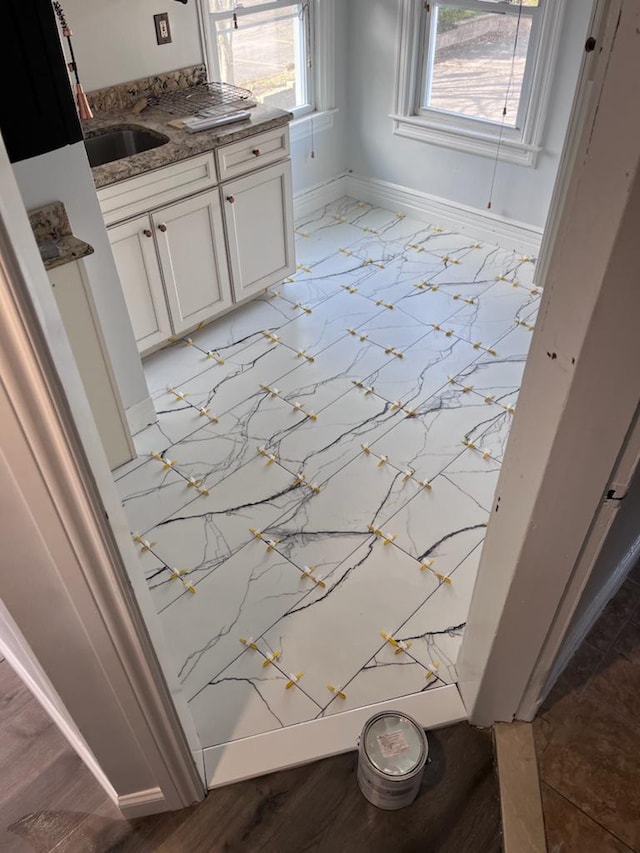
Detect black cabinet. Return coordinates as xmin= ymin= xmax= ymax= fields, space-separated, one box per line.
xmin=2 ymin=0 xmax=82 ymax=163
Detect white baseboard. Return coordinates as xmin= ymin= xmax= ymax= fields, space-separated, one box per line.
xmin=293 ymin=174 xmax=349 ymax=222
xmin=118 ymin=786 xmax=168 ymax=819
xmin=292 ymin=172 xmax=543 ymax=255
xmin=203 ymin=683 xmax=466 ymax=789
xmin=125 ymin=395 xmax=157 ymax=437
xmin=545 ymin=531 xmax=640 ymax=692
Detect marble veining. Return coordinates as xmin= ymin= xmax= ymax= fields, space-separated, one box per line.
xmin=115 ymin=197 xmax=540 ymax=750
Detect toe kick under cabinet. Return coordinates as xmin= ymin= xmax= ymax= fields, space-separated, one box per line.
xmin=98 ymin=125 xmax=295 ymax=356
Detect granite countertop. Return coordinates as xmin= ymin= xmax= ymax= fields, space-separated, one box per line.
xmin=85 ymin=104 xmax=293 ymax=189
xmin=29 ymin=202 xmax=94 ymax=271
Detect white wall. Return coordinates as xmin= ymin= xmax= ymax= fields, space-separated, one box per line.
xmin=61 ymin=0 xmax=204 ymax=92
xmin=290 ymin=1 xmax=349 ymax=195
xmin=13 ymin=144 xmax=150 ymax=415
xmin=345 ymin=0 xmax=593 ymax=228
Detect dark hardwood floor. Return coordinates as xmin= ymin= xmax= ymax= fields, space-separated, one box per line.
xmin=0 ymin=661 xmax=501 ymax=852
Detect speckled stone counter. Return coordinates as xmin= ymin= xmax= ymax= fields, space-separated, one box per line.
xmin=29 ymin=202 xmax=94 ymax=270
xmin=85 ymin=104 xmax=292 ymax=188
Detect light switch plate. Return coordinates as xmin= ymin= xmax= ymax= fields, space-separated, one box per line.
xmin=154 ymin=13 xmax=172 ymax=45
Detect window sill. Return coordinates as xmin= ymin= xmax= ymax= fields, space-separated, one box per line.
xmin=389 ymin=114 xmax=541 ymax=167
xmin=290 ymin=108 xmax=339 ymax=143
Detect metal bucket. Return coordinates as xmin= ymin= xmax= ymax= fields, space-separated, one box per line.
xmin=357 ymin=711 xmax=428 ymax=810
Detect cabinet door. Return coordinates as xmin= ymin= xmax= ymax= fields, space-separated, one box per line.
xmin=108 ymin=216 xmax=171 ymax=354
xmin=222 ymin=160 xmax=295 ymax=301
xmin=152 ymin=190 xmax=233 ymax=335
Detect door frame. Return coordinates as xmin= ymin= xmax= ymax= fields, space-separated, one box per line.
xmin=458 ymin=0 xmax=640 ymax=724
xmin=0 ymin=139 xmax=206 ymax=816
xmin=2 ymin=0 xmax=639 ymax=807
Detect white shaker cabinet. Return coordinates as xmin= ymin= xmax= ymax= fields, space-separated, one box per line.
xmin=99 ymin=125 xmax=295 ymax=356
xmin=222 ymin=160 xmax=295 ymax=301
xmin=108 ymin=215 xmax=172 ymax=353
xmin=152 ymin=190 xmax=232 ymax=335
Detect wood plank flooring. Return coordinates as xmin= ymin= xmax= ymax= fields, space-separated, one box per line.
xmin=0 ymin=661 xmax=501 ymax=852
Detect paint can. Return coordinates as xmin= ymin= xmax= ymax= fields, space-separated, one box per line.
xmin=357 ymin=711 xmax=429 ymax=810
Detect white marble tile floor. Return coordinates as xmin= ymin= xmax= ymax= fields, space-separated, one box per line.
xmin=114 ymin=197 xmax=540 ymax=750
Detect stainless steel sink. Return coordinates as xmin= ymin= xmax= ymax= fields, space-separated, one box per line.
xmin=84 ymin=126 xmax=170 ymax=168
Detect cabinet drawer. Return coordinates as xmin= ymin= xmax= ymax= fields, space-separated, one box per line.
xmin=98 ymin=153 xmax=217 ymax=226
xmin=216 ymin=126 xmax=290 ymax=181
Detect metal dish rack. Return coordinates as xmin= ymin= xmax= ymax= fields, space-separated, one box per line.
xmin=149 ymin=82 xmax=256 ymax=118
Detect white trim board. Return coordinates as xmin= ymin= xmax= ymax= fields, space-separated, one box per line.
xmin=118 ymin=786 xmax=169 ymax=819
xmin=293 ymin=173 xmax=348 ymax=222
xmin=203 ymin=683 xmax=466 ymax=789
xmin=125 ymin=395 xmax=157 ymax=437
xmin=541 ymin=529 xmax=640 ymax=704
xmin=293 ymin=173 xmax=543 ymax=256
xmin=346 ymin=174 xmax=543 ymax=257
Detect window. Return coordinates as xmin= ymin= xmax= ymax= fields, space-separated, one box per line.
xmin=201 ymin=0 xmax=315 ymax=118
xmin=393 ymin=0 xmax=566 ymax=166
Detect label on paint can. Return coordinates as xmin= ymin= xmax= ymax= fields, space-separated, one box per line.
xmin=376 ymin=730 xmax=410 ymax=759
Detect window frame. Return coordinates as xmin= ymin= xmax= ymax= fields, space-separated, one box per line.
xmin=392 ymin=0 xmax=567 ymax=167
xmin=198 ymin=0 xmax=336 ymax=130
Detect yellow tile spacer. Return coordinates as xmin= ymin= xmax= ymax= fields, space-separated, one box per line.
xmin=161 ymin=457 xmax=176 ymax=471
xmin=293 ymin=302 xmax=313 ymax=314
xmin=133 ymin=535 xmax=156 ymax=553
xmin=402 ymin=467 xmax=415 ymax=483
xmin=484 ymin=395 xmax=496 ymax=404
xmin=363 ymin=226 xmax=378 ymax=235
xmin=240 ymin=637 xmax=258 ymax=650
xmin=339 ymin=248 xmax=353 ymax=257
xmin=375 ymin=299 xmax=395 ymax=310
xmin=205 ymin=351 xmax=225 ymax=364
xmin=425 ymin=662 xmax=441 ymax=681
xmin=341 ymin=284 xmax=358 ymax=294
xmin=169 ymin=568 xmax=189 ymax=580
xmin=433 ymin=226 xmax=444 ymax=233
xmin=168 ymin=387 xmax=188 ymax=401
xmin=262 ymin=331 xmax=280 ymax=344
xmin=418 ymin=479 xmax=432 ymax=491
xmin=377 ymin=455 xmax=388 ymax=467
xmin=327 ymin=684 xmax=347 ymax=700
xmin=262 ymin=650 xmax=282 ymax=667
xmin=249 ymin=527 xmax=264 ymax=541
xmin=380 ymin=632 xmax=412 ymax=654
xmin=403 ymin=407 xmax=418 ymax=418
xmin=301 ymin=566 xmax=326 ymax=587
xmin=285 ymin=672 xmax=304 ymax=689
xmin=186 ymin=476 xmax=204 ymax=489
xmin=296 ymin=349 xmax=315 ymax=362
xmin=198 ymin=407 xmax=219 ymax=423
xmin=384 ymin=347 xmax=404 ymax=359
xmin=265 ymin=538 xmax=281 ymax=552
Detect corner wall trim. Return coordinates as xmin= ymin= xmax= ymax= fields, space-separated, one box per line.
xmin=293 ymin=174 xmax=348 ymax=222
xmin=125 ymin=395 xmax=157 ymax=437
xmin=118 ymin=786 xmax=167 ymax=819
xmin=346 ymin=174 xmax=543 ymax=256
xmin=203 ymin=684 xmax=466 ymax=789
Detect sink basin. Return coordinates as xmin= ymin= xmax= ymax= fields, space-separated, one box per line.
xmin=84 ymin=127 xmax=170 ymax=168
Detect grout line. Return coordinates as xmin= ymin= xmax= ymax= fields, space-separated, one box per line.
xmin=540 ymin=782 xmax=636 ymax=853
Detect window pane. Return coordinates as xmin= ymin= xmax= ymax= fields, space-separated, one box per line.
xmin=427 ymin=7 xmax=533 ymax=126
xmin=214 ymin=6 xmax=308 ymax=111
